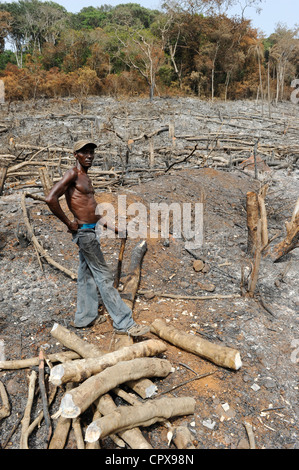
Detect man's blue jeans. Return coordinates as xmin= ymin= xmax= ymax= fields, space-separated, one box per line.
xmin=72 ymin=228 xmax=135 ymax=330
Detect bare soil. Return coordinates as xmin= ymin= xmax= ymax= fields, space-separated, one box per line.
xmin=0 ymin=96 xmax=298 ymax=450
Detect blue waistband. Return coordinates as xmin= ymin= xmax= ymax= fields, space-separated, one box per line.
xmin=78 ymin=223 xmax=97 ymax=229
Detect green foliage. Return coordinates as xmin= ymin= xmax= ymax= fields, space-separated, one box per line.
xmin=0 ymin=49 xmax=17 ymax=69
xmin=0 ymin=1 xmax=298 ymax=102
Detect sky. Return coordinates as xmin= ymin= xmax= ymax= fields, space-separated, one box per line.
xmin=47 ymin=0 xmax=298 ymax=37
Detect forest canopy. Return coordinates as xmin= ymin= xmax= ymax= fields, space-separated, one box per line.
xmin=0 ymin=0 xmax=298 ymax=103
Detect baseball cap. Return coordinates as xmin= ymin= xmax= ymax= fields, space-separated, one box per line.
xmin=73 ymin=140 xmax=97 ymax=153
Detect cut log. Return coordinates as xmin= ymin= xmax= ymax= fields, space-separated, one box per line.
xmin=150 ymin=319 xmax=242 ymax=371
xmin=50 ymin=323 xmax=105 ymax=358
xmin=59 ymin=357 xmax=172 ymax=418
xmin=96 ymin=394 xmax=153 ymax=449
xmin=85 ymin=397 xmax=195 ymax=443
xmin=49 ymin=339 xmax=167 ymax=386
xmin=125 ymin=378 xmax=158 ymax=399
xmin=48 ymin=383 xmax=74 ymax=449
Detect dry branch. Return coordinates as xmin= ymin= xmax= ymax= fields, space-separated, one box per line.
xmin=49 ymin=339 xmax=167 ymax=386
xmin=21 ymin=193 xmax=77 ymax=280
xmin=85 ymin=397 xmax=195 ymax=443
xmin=150 ymin=319 xmax=242 ymax=371
xmin=0 ymin=350 xmax=80 ymax=370
xmin=59 ymin=358 xmax=172 ymax=418
xmin=20 ymin=370 xmax=37 ymax=449
xmin=267 ymin=210 xmax=299 ymax=262
xmin=38 ymin=349 xmax=52 ymax=446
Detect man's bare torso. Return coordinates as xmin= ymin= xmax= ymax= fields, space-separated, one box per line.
xmin=66 ymin=168 xmax=100 ymax=225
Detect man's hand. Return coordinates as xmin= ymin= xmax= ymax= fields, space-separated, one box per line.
xmin=67 ymin=219 xmax=79 ymax=233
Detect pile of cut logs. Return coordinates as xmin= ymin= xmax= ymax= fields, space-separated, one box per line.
xmin=0 ymin=318 xmax=243 ymax=449
xmin=0 ymin=238 xmax=243 ymax=450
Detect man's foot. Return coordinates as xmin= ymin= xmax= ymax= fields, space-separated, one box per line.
xmin=70 ymin=315 xmax=107 ymax=329
xmin=114 ymin=323 xmax=150 ymax=337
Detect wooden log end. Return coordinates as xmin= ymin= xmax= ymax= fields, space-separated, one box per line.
xmin=60 ymin=393 xmax=81 ymax=419
xmin=49 ymin=364 xmax=65 ymax=386
xmin=85 ymin=421 xmax=101 ymax=443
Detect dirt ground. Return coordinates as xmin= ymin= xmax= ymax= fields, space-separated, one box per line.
xmin=0 ymin=96 xmax=298 ymax=450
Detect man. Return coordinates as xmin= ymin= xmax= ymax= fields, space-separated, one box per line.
xmin=45 ymin=139 xmax=149 ymax=337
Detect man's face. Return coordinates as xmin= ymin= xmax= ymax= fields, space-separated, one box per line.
xmin=75 ymin=145 xmax=95 ymax=168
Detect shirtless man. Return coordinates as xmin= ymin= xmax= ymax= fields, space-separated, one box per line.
xmin=45 ymin=139 xmax=149 ymax=336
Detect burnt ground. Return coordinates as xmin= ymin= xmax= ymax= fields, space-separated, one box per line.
xmin=0 ymin=96 xmax=298 ymax=450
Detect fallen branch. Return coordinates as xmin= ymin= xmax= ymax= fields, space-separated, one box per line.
xmin=59 ymin=358 xmax=172 ymax=418
xmin=267 ymin=211 xmax=299 ymax=262
xmin=49 ymin=339 xmax=167 ymax=386
xmin=21 ymin=193 xmax=77 ymax=280
xmin=150 ymin=319 xmax=242 ymax=371
xmin=85 ymin=397 xmax=195 ymax=443
xmin=0 ymin=350 xmax=80 ymax=370
xmin=138 ymin=290 xmax=240 ymax=301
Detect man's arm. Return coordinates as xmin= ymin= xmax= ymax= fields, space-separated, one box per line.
xmin=45 ymin=169 xmax=78 ymax=232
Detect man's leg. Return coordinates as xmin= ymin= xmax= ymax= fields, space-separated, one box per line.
xmin=77 ymin=230 xmax=136 ymax=332
xmin=74 ymin=250 xmax=99 ymax=327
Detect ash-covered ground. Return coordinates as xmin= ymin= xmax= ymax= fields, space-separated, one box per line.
xmin=0 ymin=96 xmax=298 ymax=450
